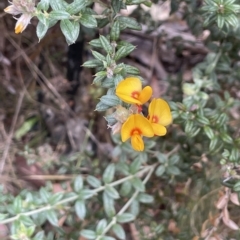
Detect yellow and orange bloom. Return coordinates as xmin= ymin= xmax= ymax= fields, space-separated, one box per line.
xmin=121 ymin=114 xmax=154 ymax=151
xmin=148 ymin=98 xmax=172 ymax=136
xmin=116 ymin=77 xmax=152 ymax=105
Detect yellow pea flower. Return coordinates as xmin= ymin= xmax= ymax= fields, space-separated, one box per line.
xmin=116 ymin=77 xmax=152 ymax=105
xmin=121 ymin=114 xmax=154 ymax=151
xmin=148 ymin=98 xmax=172 ymax=136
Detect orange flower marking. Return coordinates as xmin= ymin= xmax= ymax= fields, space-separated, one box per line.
xmin=15 ymin=23 xmax=24 ymax=34
xmin=131 ymin=91 xmax=140 ymax=99
xmin=121 ymin=114 xmax=154 ymax=151
xmin=131 ymin=128 xmax=142 ymax=136
xmin=148 ymin=98 xmax=172 ymax=136
xmin=116 ymin=77 xmax=152 ymax=105
xmin=151 ymin=115 xmax=159 ymax=123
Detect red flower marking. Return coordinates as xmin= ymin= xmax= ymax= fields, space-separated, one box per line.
xmin=131 ymin=91 xmax=140 ymax=99
xmin=152 ymin=115 xmax=159 ymax=123
xmin=137 ymin=104 xmax=142 ymax=113
xmin=130 ymin=128 xmax=142 ymax=136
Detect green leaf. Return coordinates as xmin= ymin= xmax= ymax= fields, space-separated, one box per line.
xmin=19 ymin=215 xmax=34 ymax=226
xmin=39 ymin=187 xmax=50 ymax=203
xmin=95 ymin=102 xmax=111 ymax=111
xmin=87 ymin=175 xmax=101 ymax=188
xmin=99 ymin=35 xmax=113 ymax=53
xmin=138 ymin=193 xmax=154 ymax=203
xmin=37 ymin=0 xmax=50 ymax=11
xmin=33 ymin=231 xmax=45 ymax=240
xmin=80 ymin=13 xmax=97 ymax=28
xmin=15 ymin=117 xmax=38 ymax=140
xmin=131 ymin=177 xmax=145 ymax=192
xmin=13 ymin=196 xmax=22 ymax=214
xmin=102 ymin=236 xmax=116 ymax=240
xmin=130 ymin=199 xmax=139 ymax=216
xmin=230 ymin=148 xmax=239 ymax=162
xmin=114 ymin=45 xmax=135 ymax=61
xmin=80 ymin=230 xmax=96 ymax=239
xmin=120 ymin=181 xmax=132 ymax=196
xmin=67 ymin=0 xmax=89 ymax=15
xmin=112 ymin=0 xmax=123 ymax=13
xmin=0 ymin=213 xmax=8 ymax=221
xmin=105 ymin=186 xmax=120 ymax=199
xmin=156 ymin=153 xmax=168 ymax=163
xmin=89 ymin=38 xmax=102 ymax=48
xmin=233 ymin=181 xmax=240 ymax=192
xmin=118 ymin=16 xmax=142 ymax=30
xmin=185 ymin=120 xmax=193 ymax=133
xmin=126 ymin=0 xmax=148 ymax=4
xmin=142 ymin=0 xmax=152 ymax=7
xmin=112 ymin=224 xmax=126 ymax=240
xmin=110 ymin=21 xmax=120 ymax=41
xmin=103 ymin=192 xmax=116 ymax=217
xmin=204 ymin=126 xmax=215 ymax=139
xmin=100 ymin=95 xmax=120 ymax=107
xmin=226 ymin=14 xmax=238 ymax=27
xmin=169 ymin=155 xmax=180 ymax=165
xmin=220 ymin=133 xmax=233 ymax=144
xmin=209 ymin=138 xmax=218 ymax=151
xmin=117 ymin=213 xmax=135 ymax=223
xmin=167 ymin=166 xmax=181 ymax=175
xmin=49 ymin=19 xmax=58 ymax=28
xmin=129 ymin=158 xmax=141 ymax=174
xmin=60 ymin=20 xmax=80 ymax=45
xmin=46 ymin=210 xmax=58 ymax=226
xmin=80 ymin=189 xmax=94 ymax=199
xmin=98 ymin=17 xmax=110 ymax=28
xmin=75 ymin=200 xmax=86 ymax=219
xmin=155 ymin=165 xmax=166 ymax=176
xmin=36 ymin=21 xmax=49 ymax=41
xmin=217 ymin=15 xmax=225 ymax=29
xmin=103 ymin=164 xmax=115 ymax=183
xmin=26 ymin=225 xmax=35 ymax=237
xmin=74 ymin=175 xmax=83 ymax=192
xmin=49 ymin=0 xmax=65 ymax=10
xmin=82 ymin=59 xmax=103 ymax=68
xmin=49 ymin=192 xmax=64 ymax=205
xmin=91 ymin=50 xmax=106 ymax=61
xmin=124 ymin=64 xmax=140 ymax=75
xmin=197 ymin=115 xmax=210 ymax=125
xmin=93 ymin=75 xmax=106 ymax=85
xmin=96 ymin=219 xmax=107 ymax=235
xmin=50 ymin=10 xmax=70 ymax=20
xmin=37 ymin=12 xmax=49 ymax=26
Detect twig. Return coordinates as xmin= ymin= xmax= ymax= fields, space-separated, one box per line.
xmin=6 ymin=34 xmax=75 ymax=117
xmin=0 ymin=91 xmax=25 ymax=174
xmin=96 ymin=164 xmax=157 ymax=239
xmin=21 ymin=175 xmax=76 ymax=180
xmin=0 ymin=165 xmax=152 ymax=225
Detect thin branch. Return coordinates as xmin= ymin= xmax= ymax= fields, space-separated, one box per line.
xmin=96 ymin=164 xmax=157 ymax=239
xmin=0 ymin=165 xmax=152 ymax=225
xmin=0 ymin=91 xmax=25 ymax=174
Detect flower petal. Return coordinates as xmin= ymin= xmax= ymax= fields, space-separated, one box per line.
xmin=138 ymin=86 xmax=152 ymax=104
xmin=149 ymin=98 xmax=172 ymax=126
xmin=15 ymin=14 xmax=32 ymax=34
xmin=131 ymin=134 xmax=144 ymax=151
xmin=121 ymin=114 xmax=135 ymax=142
xmin=4 ymin=5 xmax=22 ymax=15
xmin=134 ymin=114 xmax=154 ymax=137
xmin=151 ymin=123 xmax=167 ymax=136
xmin=116 ymin=77 xmax=142 ymax=104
